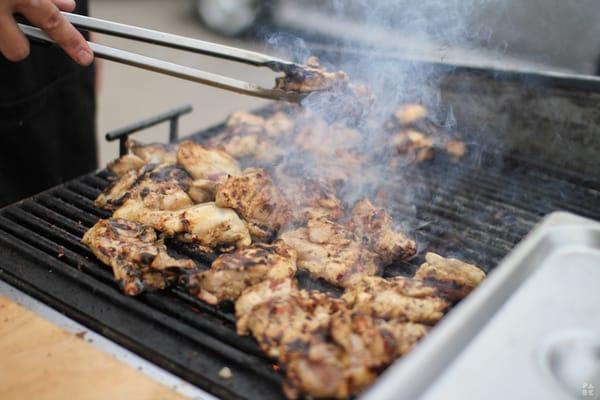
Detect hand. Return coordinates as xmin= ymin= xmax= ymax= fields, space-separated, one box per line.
xmin=0 ymin=0 xmax=93 ymax=66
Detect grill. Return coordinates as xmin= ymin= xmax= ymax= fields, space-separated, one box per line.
xmin=0 ymin=57 xmax=599 ymax=399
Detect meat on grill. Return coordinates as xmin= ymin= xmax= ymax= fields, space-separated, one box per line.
xmin=279 ymin=217 xmax=381 ymax=287
xmin=185 ymin=240 xmax=297 ymax=305
xmin=414 ymin=252 xmax=486 ymax=302
xmin=112 ymin=201 xmax=251 ymax=252
xmin=82 ymin=219 xmax=196 ymax=295
xmin=236 ymin=278 xmax=429 ymax=399
xmin=349 ymin=199 xmax=417 ymax=264
xmin=341 ymin=276 xmax=450 ymax=325
xmin=98 ymin=163 xmax=195 ymax=212
xmin=282 ymin=315 xmax=428 ymax=399
xmin=275 ymin=56 xmax=349 ymax=93
xmin=235 ymin=278 xmax=298 ymax=335
xmin=177 ymin=139 xmax=241 ymax=181
xmin=387 ymin=104 xmax=467 ymax=163
xmin=275 ymin=174 xmax=345 ymax=223
xmin=107 ymin=138 xmax=177 ymax=175
xmin=215 ymin=168 xmax=291 ymax=241
xmin=215 ymin=111 xmax=293 ymax=163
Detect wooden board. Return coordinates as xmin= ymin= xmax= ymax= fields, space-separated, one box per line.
xmin=0 ymin=295 xmax=186 ymax=400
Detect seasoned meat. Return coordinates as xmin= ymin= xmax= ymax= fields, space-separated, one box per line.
xmin=215 ymin=168 xmax=291 ymax=241
xmin=113 ymin=201 xmax=251 ymax=252
xmin=95 ymin=168 xmax=141 ymax=211
xmin=414 ymin=252 xmax=486 ymax=302
xmin=177 ymin=139 xmax=241 ymax=181
xmin=235 ymin=278 xmax=298 ymax=335
xmin=341 ymin=276 xmax=450 ymax=325
xmin=82 ymin=219 xmax=195 ymax=295
xmin=393 ymin=104 xmax=428 ymax=126
xmin=445 ymin=140 xmax=467 ymax=162
xmin=96 ymin=164 xmax=194 ymax=212
xmin=349 ymin=199 xmax=417 ymax=264
xmin=387 ymin=104 xmax=467 ymax=163
xmin=282 ymin=314 xmax=428 ymax=399
xmin=280 ymin=218 xmax=380 ymax=287
xmin=237 ymin=278 xmax=428 ymax=399
xmin=275 ymin=56 xmax=349 ymax=93
xmin=392 ymin=129 xmax=436 ymax=162
xmin=212 ymin=111 xmax=294 ymax=163
xmin=276 ymin=174 xmax=345 ymax=223
xmin=107 ymin=139 xmax=177 ymax=175
xmin=186 ymin=240 xmax=297 ymax=305
xmin=107 ymin=154 xmax=146 ymax=176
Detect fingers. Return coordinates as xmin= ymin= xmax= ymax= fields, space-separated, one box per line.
xmin=15 ymin=0 xmax=93 ymax=66
xmin=52 ymin=0 xmax=76 ymax=13
xmin=0 ymin=14 xmax=30 ymax=61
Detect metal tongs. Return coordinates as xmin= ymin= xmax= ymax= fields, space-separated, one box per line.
xmin=18 ymin=12 xmax=306 ymax=102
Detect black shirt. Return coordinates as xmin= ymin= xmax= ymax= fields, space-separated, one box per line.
xmin=0 ymin=0 xmax=97 ymax=207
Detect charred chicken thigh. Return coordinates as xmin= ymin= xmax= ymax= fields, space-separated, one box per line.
xmin=82 ymin=219 xmax=195 ymax=296
xmin=113 ymin=201 xmax=251 ymax=252
xmin=107 ymin=138 xmax=177 ymax=176
xmin=280 ymin=217 xmax=380 ymax=287
xmin=185 ymin=240 xmax=297 ymax=305
xmin=96 ymin=164 xmax=194 ymax=212
xmin=341 ymin=276 xmax=450 ymax=325
xmin=350 ymin=199 xmax=417 ymax=264
xmin=177 ymin=139 xmax=241 ymax=181
xmin=215 ymin=168 xmax=291 ymax=241
xmin=414 ymin=252 xmax=486 ymax=302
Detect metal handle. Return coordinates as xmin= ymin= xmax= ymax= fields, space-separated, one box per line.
xmin=63 ymin=12 xmax=294 ymax=69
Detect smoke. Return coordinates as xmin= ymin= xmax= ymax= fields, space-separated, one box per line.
xmin=256 ymin=0 xmax=518 ymax=263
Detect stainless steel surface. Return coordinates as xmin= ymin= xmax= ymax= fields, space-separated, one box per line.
xmin=18 ymin=21 xmax=303 ymax=102
xmin=363 ymin=211 xmax=600 ymax=400
xmin=0 ymin=280 xmax=216 ymax=400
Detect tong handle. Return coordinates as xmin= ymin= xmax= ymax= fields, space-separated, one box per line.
xmin=18 ymin=23 xmax=304 ymax=102
xmin=63 ymin=12 xmax=296 ymax=71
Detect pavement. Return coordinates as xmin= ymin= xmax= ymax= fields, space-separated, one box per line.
xmin=91 ymin=0 xmax=271 ymax=166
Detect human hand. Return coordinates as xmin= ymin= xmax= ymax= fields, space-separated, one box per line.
xmin=0 ymin=0 xmax=93 ymax=65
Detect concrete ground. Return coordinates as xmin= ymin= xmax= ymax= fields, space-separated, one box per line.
xmin=91 ymin=0 xmax=271 ymax=166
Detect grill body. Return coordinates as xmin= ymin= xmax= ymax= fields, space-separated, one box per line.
xmin=1 ymin=60 xmax=599 ymax=399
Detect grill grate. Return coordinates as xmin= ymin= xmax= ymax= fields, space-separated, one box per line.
xmin=0 ymin=118 xmax=599 ymax=399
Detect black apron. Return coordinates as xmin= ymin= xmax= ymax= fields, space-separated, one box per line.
xmin=0 ymin=1 xmax=96 ymax=207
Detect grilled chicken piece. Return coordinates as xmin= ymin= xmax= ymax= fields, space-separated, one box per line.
xmin=96 ymin=164 xmax=194 ymax=212
xmin=235 ymin=278 xmax=298 ymax=335
xmin=275 ymin=56 xmax=349 ymax=93
xmin=186 ymin=240 xmax=297 ymax=305
xmin=214 ymin=111 xmax=293 ymax=163
xmin=82 ymin=219 xmax=195 ymax=296
xmin=240 ymin=284 xmax=344 ymax=360
xmin=282 ymin=314 xmax=428 ymax=399
xmin=95 ymin=168 xmax=141 ymax=211
xmin=349 ymin=199 xmax=417 ymax=264
xmin=113 ymin=201 xmax=251 ymax=251
xmin=414 ymin=252 xmax=486 ymax=302
xmin=392 ymin=129 xmax=436 ymax=162
xmin=215 ymin=168 xmax=291 ymax=241
xmin=177 ymin=140 xmax=241 ymax=181
xmin=107 ymin=139 xmax=177 ymax=175
xmin=237 ymin=278 xmax=428 ymax=399
xmin=393 ymin=104 xmax=428 ymax=126
xmin=277 ymin=176 xmax=345 ymax=223
xmin=280 ymin=218 xmax=380 ymax=287
xmin=388 ymin=104 xmax=467 ymax=163
xmin=341 ymin=276 xmax=450 ymax=325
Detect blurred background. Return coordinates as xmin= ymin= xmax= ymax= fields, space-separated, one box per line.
xmin=91 ymin=0 xmax=600 ymax=166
